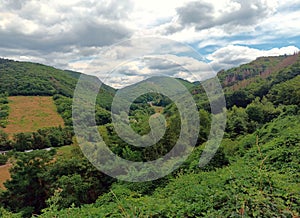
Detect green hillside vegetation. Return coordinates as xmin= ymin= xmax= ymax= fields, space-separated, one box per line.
xmin=38 ymin=113 xmax=300 ymax=217
xmin=0 ymin=55 xmax=299 ymax=217
xmin=0 ymin=93 xmax=9 ymax=128
xmin=0 ymin=58 xmax=115 ymax=109
xmin=0 ymin=59 xmax=114 ymax=96
xmin=0 ymin=59 xmax=76 ymax=97
xmin=218 ymin=53 xmax=299 ymax=88
xmin=0 ymin=58 xmax=116 ymax=152
xmin=189 ymin=53 xmax=300 ymax=111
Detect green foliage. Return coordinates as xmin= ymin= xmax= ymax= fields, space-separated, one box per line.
xmin=0 ymin=58 xmax=115 ymax=99
xmin=95 ymin=106 xmax=112 ymax=126
xmin=268 ymin=75 xmax=300 ymax=106
xmin=129 ymin=102 xmax=155 ymax=135
xmin=0 ymin=155 xmax=8 ymax=165
xmin=11 ymin=127 xmax=73 ymax=151
xmin=226 ymin=106 xmax=249 ymax=138
xmin=0 ymin=207 xmax=22 ymax=218
xmin=0 ymin=92 xmax=9 ymax=128
xmin=40 ymin=114 xmax=300 ymax=218
xmin=54 ymin=94 xmax=113 ymax=128
xmin=0 ymin=130 xmax=12 ymax=150
xmin=0 ymin=59 xmax=77 ymax=97
xmin=53 ymin=94 xmax=73 ymax=126
xmin=197 ymin=109 xmax=211 ymax=144
xmin=43 ymin=146 xmax=115 ymax=208
xmin=1 ymin=56 xmax=300 ymax=217
xmin=0 ymin=147 xmax=115 ymax=217
xmin=246 ymin=97 xmax=281 ymax=124
xmin=0 ymin=150 xmax=56 ymax=217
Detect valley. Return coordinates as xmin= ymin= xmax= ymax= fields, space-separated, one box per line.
xmin=0 ymin=54 xmax=299 ymax=217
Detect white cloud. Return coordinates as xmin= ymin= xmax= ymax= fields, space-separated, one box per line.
xmin=0 ymin=0 xmax=299 ymax=88
xmin=208 ymin=45 xmax=300 ymax=71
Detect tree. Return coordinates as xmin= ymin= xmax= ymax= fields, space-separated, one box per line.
xmin=42 ymin=147 xmax=115 ymax=210
xmin=13 ymin=133 xmax=33 ymax=151
xmin=268 ymin=75 xmax=300 ymax=106
xmin=0 ymin=130 xmax=11 ymax=150
xmin=0 ymin=150 xmax=55 ymax=217
xmin=197 ymin=109 xmax=211 ymax=145
xmin=226 ymin=90 xmax=251 ymax=108
xmin=0 ymin=155 xmax=8 ymax=165
xmin=32 ymin=132 xmax=51 ymax=149
xmin=245 ymin=97 xmax=264 ymax=123
xmin=246 ymin=97 xmax=281 ymax=124
xmin=226 ymin=106 xmax=249 ymax=138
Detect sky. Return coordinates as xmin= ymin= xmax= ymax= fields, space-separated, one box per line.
xmin=1 ymin=0 xmax=300 ymax=88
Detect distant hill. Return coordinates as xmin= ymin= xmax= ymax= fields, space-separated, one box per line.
xmin=0 ymin=58 xmax=115 ymax=98
xmin=218 ymin=53 xmax=300 ymax=90
xmin=187 ymin=53 xmax=300 ymax=110
xmin=0 ymin=54 xmax=299 ymax=217
xmin=1 ymin=54 xmax=299 ymax=112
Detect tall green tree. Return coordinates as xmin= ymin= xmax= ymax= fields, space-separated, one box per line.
xmin=0 ymin=150 xmax=55 ymax=217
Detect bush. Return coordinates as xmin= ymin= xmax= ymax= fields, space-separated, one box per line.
xmin=0 ymin=155 xmax=8 ymax=165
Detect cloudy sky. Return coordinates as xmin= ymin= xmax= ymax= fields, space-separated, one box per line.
xmin=1 ymin=0 xmax=300 ymax=88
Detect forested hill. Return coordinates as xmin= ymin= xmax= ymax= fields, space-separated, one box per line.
xmin=0 ymin=58 xmax=115 ymax=97
xmin=218 ymin=52 xmax=300 ymax=89
xmin=0 ymin=54 xmax=299 ymax=217
xmin=2 ymin=53 xmax=299 ymax=98
xmin=38 ymin=54 xmax=299 ymax=217
xmin=188 ymin=53 xmax=300 ymax=111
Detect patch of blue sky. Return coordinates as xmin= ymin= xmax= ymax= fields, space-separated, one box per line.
xmin=235 ymin=35 xmax=300 ymax=51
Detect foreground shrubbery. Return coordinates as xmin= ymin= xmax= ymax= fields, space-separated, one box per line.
xmin=39 ymin=113 xmax=300 ymax=218
xmin=0 ymin=126 xmax=73 ymax=152
xmin=0 ymin=55 xmax=299 ymax=217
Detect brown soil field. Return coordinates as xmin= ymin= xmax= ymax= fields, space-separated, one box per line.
xmin=0 ymin=163 xmax=11 ymax=190
xmin=3 ymin=96 xmax=64 ymax=135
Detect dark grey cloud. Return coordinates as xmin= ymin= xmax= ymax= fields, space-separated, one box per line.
xmin=0 ymin=1 xmax=133 ymax=56
xmin=214 ymin=0 xmax=270 ymax=28
xmin=122 ymin=68 xmax=142 ymax=76
xmin=71 ymin=20 xmax=132 ymax=47
xmin=2 ymin=0 xmax=26 ymax=10
xmin=144 ymin=57 xmax=181 ymax=71
xmin=165 ymin=0 xmax=272 ymax=34
xmin=0 ymin=21 xmax=131 ymax=52
xmin=114 ymin=57 xmax=188 ymax=78
xmin=177 ymin=1 xmax=214 ymax=30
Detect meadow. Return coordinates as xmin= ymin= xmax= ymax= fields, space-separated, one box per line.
xmin=4 ymin=96 xmax=64 ymax=135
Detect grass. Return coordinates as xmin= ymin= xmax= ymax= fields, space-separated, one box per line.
xmin=55 ymin=137 xmax=80 ymax=159
xmin=0 ymin=163 xmax=11 ymax=190
xmin=3 ymin=96 xmax=64 ymax=135
xmin=55 ymin=145 xmax=75 ymax=159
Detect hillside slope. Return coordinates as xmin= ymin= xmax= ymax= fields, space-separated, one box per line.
xmin=0 ymin=55 xmax=299 ymax=217
xmin=218 ymin=52 xmax=300 ymax=89
xmin=4 ymin=96 xmax=64 ymax=135
xmin=0 ymin=58 xmax=115 ymax=99
xmin=188 ymin=53 xmax=300 ymax=110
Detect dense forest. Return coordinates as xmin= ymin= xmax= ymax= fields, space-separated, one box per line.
xmin=0 ymin=53 xmax=299 ymax=217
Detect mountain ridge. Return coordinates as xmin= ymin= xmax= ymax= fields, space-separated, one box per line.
xmin=1 ymin=53 xmax=299 ymax=96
